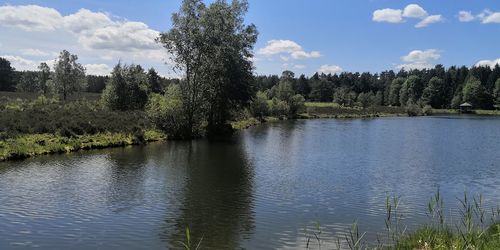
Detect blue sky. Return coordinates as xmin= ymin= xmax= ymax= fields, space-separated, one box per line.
xmin=0 ymin=0 xmax=499 ymax=76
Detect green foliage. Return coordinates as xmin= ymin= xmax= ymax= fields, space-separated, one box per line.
xmin=388 ymin=77 xmax=405 ymax=106
xmin=269 ymin=97 xmax=289 ymax=118
xmin=422 ymin=76 xmax=445 ymax=108
xmin=53 ymin=50 xmax=86 ymax=100
xmin=101 ymin=63 xmax=149 ymax=111
xmin=147 ymin=68 xmax=162 ymax=93
xmin=333 ymin=87 xmax=356 ymax=107
xmin=451 ymin=92 xmax=463 ymax=109
xmin=37 ymin=62 xmax=51 ymax=94
xmin=463 ymin=76 xmax=492 ymax=109
xmin=357 ymin=92 xmax=375 ymax=109
xmin=249 ymin=91 xmax=269 ymax=118
xmin=422 ymin=105 xmax=433 ymax=116
xmin=288 ymin=94 xmax=305 ymax=116
xmin=0 ymin=57 xmax=15 ymax=91
xmin=146 ymin=85 xmax=191 ymax=139
xmin=0 ymin=131 xmax=164 ymax=161
xmin=405 ymin=100 xmax=421 ymax=116
xmin=16 ymin=71 xmax=39 ymax=93
xmin=493 ymin=78 xmax=500 ymax=105
xmin=158 ymin=0 xmax=258 ymax=137
xmin=0 ymin=98 xmax=151 ymax=138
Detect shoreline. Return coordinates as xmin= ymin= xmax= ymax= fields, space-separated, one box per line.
xmin=2 ymin=108 xmax=499 ymax=162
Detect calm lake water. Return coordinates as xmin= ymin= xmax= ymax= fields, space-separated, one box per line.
xmin=1 ymin=116 xmax=500 ymax=249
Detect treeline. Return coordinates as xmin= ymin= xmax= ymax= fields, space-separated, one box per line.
xmin=0 ymin=57 xmax=178 ymax=94
xmin=256 ymin=65 xmax=500 ymax=109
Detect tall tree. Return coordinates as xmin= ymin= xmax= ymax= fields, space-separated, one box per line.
xmin=388 ymin=77 xmax=405 ymax=106
xmin=199 ymin=0 xmax=258 ymax=136
xmin=158 ymin=0 xmax=257 ymax=137
xmin=38 ymin=62 xmax=51 ymax=94
xmin=422 ymin=77 xmax=445 ymax=108
xmin=53 ymin=50 xmax=86 ymax=100
xmin=16 ymin=71 xmax=39 ymax=92
xmin=158 ymin=0 xmax=208 ymax=137
xmin=462 ymin=76 xmax=491 ymax=109
xmin=147 ymin=68 xmax=162 ymax=93
xmin=0 ymin=57 xmax=15 ymax=91
xmin=494 ymin=78 xmax=500 ymax=106
xmin=101 ymin=63 xmax=149 ymax=111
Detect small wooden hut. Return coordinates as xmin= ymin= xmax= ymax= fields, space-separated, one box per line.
xmin=459 ymin=102 xmax=473 ymax=113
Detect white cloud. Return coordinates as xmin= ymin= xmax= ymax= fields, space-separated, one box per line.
xmin=415 ymin=15 xmax=443 ymax=28
xmin=79 ymin=22 xmax=160 ymax=51
xmin=20 ymin=48 xmax=50 ymax=57
xmin=403 ymin=4 xmax=428 ymax=18
xmin=479 ymin=10 xmax=500 ymax=24
xmin=84 ymin=63 xmax=113 ymax=76
xmin=63 ymin=8 xmax=114 ymax=34
xmin=294 ymin=64 xmax=306 ymax=69
xmin=373 ymin=4 xmax=442 ymax=28
xmin=318 ymin=64 xmax=343 ymax=74
xmin=258 ymin=40 xmax=321 ymax=60
xmin=397 ymin=49 xmax=441 ymax=70
xmin=0 ymin=55 xmax=51 ymax=71
xmin=475 ymin=58 xmax=500 ymax=68
xmin=458 ymin=11 xmax=475 ymax=22
xmin=372 ymin=8 xmax=403 ymax=23
xmin=401 ymin=49 xmax=440 ymax=62
xmin=0 ymin=5 xmax=62 ymax=31
xmin=0 ymin=4 xmax=170 ymax=75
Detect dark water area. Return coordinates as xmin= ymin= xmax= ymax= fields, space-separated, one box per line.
xmin=1 ymin=116 xmax=500 ymax=249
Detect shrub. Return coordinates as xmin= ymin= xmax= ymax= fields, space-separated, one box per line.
xmin=406 ymin=101 xmax=421 ymax=116
xmin=146 ymin=85 xmax=189 ymax=139
xmin=288 ymin=94 xmax=305 ymax=116
xmin=250 ymin=91 xmax=269 ymax=118
xmin=422 ymin=105 xmax=433 ymax=116
xmin=269 ymin=98 xmax=289 ymax=118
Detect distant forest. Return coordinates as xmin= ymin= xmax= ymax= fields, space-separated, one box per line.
xmin=2 ymin=56 xmax=499 ymax=110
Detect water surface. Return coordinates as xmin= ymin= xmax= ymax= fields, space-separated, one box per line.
xmin=1 ymin=116 xmax=500 ymax=249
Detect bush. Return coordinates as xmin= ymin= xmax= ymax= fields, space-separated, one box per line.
xmin=250 ymin=91 xmax=269 ymax=118
xmin=146 ymin=85 xmax=189 ymax=139
xmin=406 ymin=101 xmax=421 ymax=116
xmin=269 ymin=97 xmax=289 ymax=118
xmin=422 ymin=105 xmax=433 ymax=116
xmin=0 ymin=97 xmax=152 ymax=139
xmin=288 ymin=94 xmax=305 ymax=116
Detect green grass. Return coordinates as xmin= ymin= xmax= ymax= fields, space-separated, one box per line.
xmin=0 ymin=130 xmax=165 ymax=161
xmin=394 ymin=223 xmax=500 ymax=250
xmin=303 ymin=103 xmax=406 ymax=119
xmin=305 ymin=102 xmax=342 ymax=108
xmin=0 ymin=91 xmax=101 ymax=102
xmin=433 ymin=109 xmax=500 ymax=116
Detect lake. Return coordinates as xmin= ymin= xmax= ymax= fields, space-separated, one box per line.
xmin=1 ymin=116 xmax=500 ymax=249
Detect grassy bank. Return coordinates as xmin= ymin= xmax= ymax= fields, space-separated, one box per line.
xmin=303 ymin=102 xmax=407 ymax=119
xmin=433 ymin=108 xmax=500 ymax=116
xmin=0 ymin=130 xmax=165 ymax=161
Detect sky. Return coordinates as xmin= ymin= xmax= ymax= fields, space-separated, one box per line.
xmin=0 ymin=0 xmax=499 ymax=77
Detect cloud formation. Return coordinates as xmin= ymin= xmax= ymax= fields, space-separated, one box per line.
xmin=458 ymin=9 xmax=500 ymax=24
xmin=373 ymin=9 xmax=404 ymax=23
xmin=318 ymin=64 xmax=343 ymax=74
xmin=458 ymin=11 xmax=475 ymax=22
xmin=0 ymin=5 xmax=62 ymax=31
xmin=373 ymin=4 xmax=442 ymax=28
xmin=0 ymin=4 xmax=168 ymax=75
xmin=415 ymin=15 xmax=443 ymax=28
xmin=403 ymin=4 xmax=428 ymax=18
xmin=258 ymin=40 xmax=321 ymax=60
xmin=475 ymin=58 xmax=500 ymax=68
xmin=397 ymin=49 xmax=441 ymax=70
